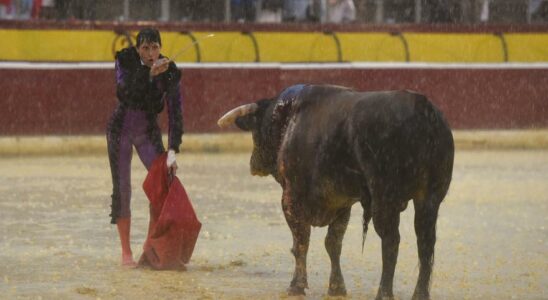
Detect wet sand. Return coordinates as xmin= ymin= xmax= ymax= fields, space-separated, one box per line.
xmin=0 ymin=150 xmax=546 ymax=299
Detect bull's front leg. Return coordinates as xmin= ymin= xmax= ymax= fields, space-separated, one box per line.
xmin=325 ymin=207 xmax=351 ymax=296
xmin=282 ymin=189 xmax=311 ymax=296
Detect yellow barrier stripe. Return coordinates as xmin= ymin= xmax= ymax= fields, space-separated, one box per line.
xmin=1 ymin=29 xmax=547 ymax=62
xmin=3 ymin=61 xmax=548 ymax=70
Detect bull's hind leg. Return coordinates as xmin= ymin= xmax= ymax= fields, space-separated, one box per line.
xmin=282 ymin=190 xmax=311 ymax=296
xmin=412 ymin=197 xmax=441 ymax=300
xmin=373 ymin=205 xmax=401 ymax=300
xmin=325 ymin=207 xmax=351 ymax=296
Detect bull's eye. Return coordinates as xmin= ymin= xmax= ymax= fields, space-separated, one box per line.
xmin=235 ymin=115 xmax=256 ymax=131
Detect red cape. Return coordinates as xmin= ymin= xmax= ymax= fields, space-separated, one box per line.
xmin=138 ymin=153 xmax=201 ymax=270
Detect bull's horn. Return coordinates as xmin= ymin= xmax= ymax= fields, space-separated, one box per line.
xmin=217 ymin=103 xmax=258 ymax=128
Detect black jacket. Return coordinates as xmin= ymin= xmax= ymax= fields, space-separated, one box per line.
xmin=113 ymin=47 xmax=183 ymax=152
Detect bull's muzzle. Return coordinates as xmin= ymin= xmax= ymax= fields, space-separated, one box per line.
xmin=250 ymin=168 xmax=270 ymax=177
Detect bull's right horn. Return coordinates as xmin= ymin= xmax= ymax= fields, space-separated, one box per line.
xmin=217 ymin=103 xmax=258 ymax=128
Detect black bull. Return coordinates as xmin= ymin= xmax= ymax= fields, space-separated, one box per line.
xmin=218 ymin=85 xmax=454 ymax=300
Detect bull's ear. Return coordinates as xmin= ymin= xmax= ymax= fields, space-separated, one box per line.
xmin=235 ymin=114 xmax=256 ymax=131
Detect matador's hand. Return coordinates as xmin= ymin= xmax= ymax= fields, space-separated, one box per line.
xmin=167 ymin=149 xmax=178 ymax=176
xmin=150 ymin=58 xmax=169 ymax=78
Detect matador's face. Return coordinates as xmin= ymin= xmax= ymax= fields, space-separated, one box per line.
xmin=137 ymin=42 xmax=161 ymax=67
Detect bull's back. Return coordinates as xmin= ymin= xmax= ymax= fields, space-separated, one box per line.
xmin=291 ymin=86 xmax=445 ymax=143
xmin=293 ymin=86 xmax=436 ymax=130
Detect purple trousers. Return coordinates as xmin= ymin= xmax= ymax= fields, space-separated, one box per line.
xmin=107 ymin=107 xmax=165 ymax=223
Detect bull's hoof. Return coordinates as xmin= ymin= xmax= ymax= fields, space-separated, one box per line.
xmin=287 ymin=286 xmax=306 ymax=296
xmin=328 ymin=284 xmax=347 ymax=297
xmin=411 ymin=290 xmax=430 ymax=300
xmin=375 ymin=292 xmax=394 ymax=300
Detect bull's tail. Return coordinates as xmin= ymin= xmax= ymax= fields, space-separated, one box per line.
xmin=360 ymin=197 xmax=372 ymax=253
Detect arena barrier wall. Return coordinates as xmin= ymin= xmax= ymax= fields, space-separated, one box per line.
xmin=0 ymin=62 xmax=547 ymax=135
xmin=1 ymin=21 xmax=548 ymax=63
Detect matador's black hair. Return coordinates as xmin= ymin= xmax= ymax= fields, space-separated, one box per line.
xmin=136 ymin=28 xmax=162 ymax=47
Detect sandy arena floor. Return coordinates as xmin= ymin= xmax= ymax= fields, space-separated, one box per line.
xmin=0 ymin=150 xmax=546 ymax=299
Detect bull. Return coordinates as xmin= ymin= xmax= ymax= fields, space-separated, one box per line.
xmin=218 ymin=84 xmax=454 ymax=300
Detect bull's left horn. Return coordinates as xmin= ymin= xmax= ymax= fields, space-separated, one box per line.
xmin=217 ymin=103 xmax=258 ymax=128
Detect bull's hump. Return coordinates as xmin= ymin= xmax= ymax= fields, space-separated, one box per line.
xmin=278 ymin=84 xmax=307 ymax=103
